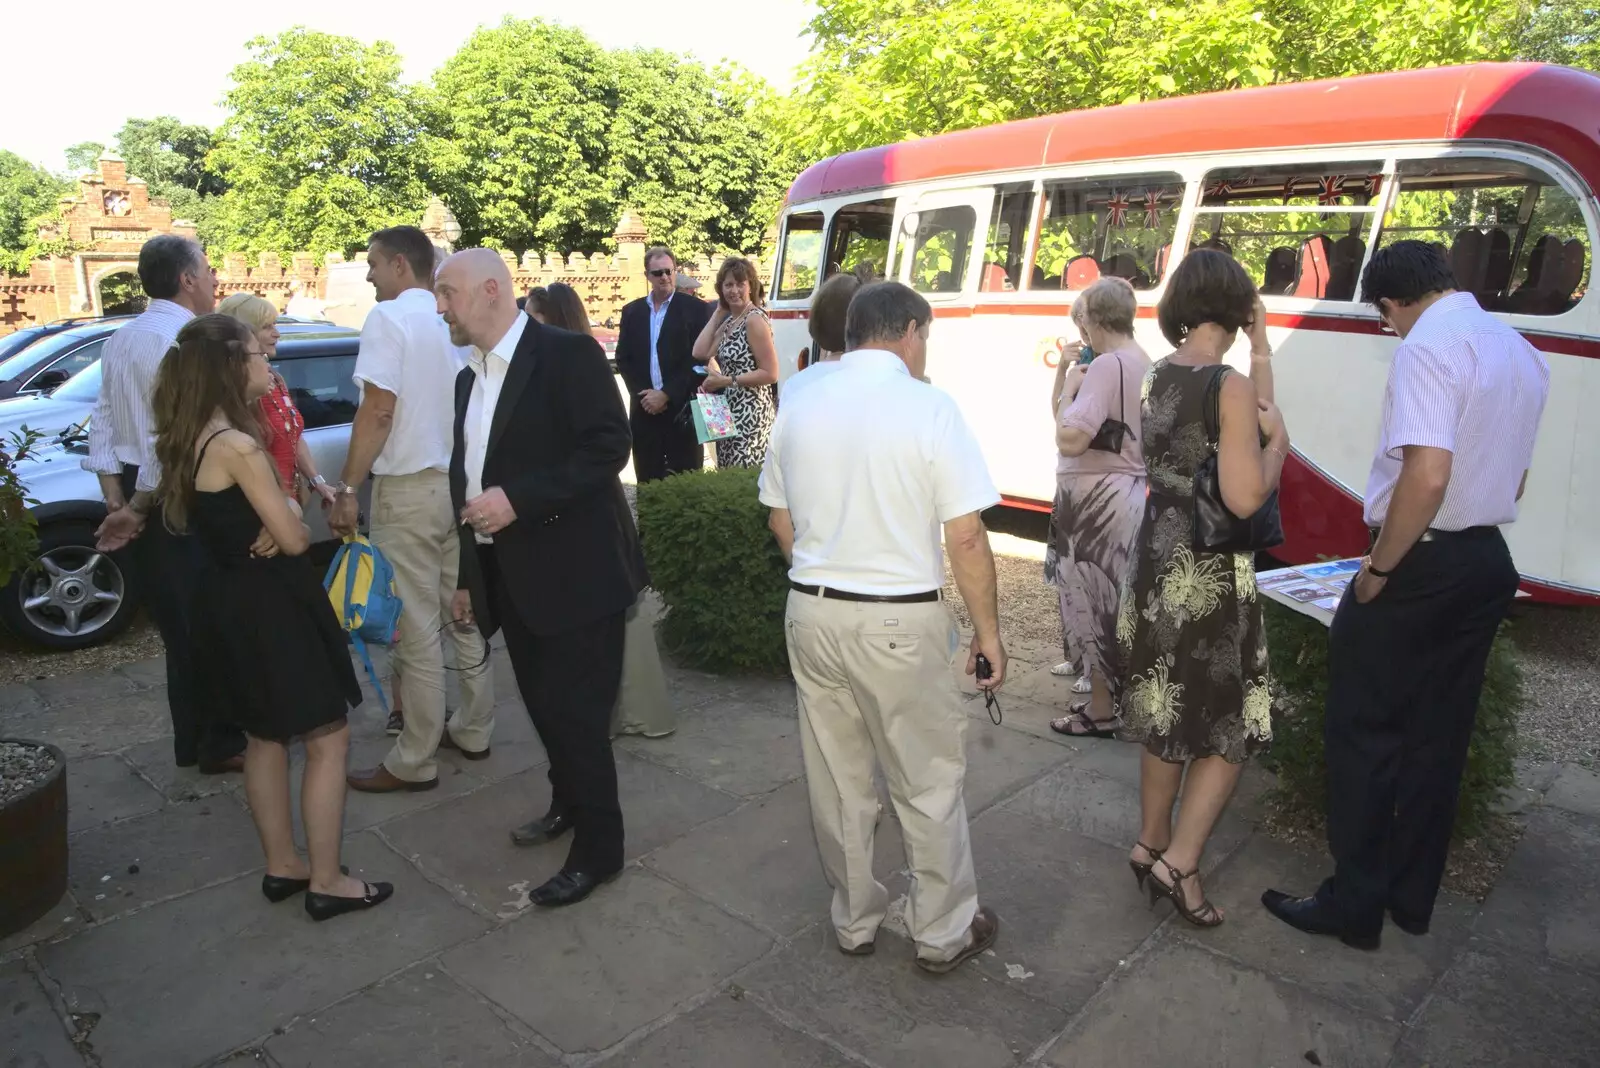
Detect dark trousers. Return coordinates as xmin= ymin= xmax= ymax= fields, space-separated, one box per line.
xmin=119 ymin=466 xmax=246 ymax=767
xmin=1316 ymin=527 xmax=1518 ymax=932
xmin=629 ymin=401 xmax=702 ymax=483
xmin=483 ymin=548 xmax=627 ymax=874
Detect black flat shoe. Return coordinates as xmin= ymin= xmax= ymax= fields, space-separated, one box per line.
xmin=304 ymin=881 xmax=394 ymax=922
xmin=510 ymin=811 xmax=572 ymax=847
xmin=261 ymin=865 xmax=348 ymax=903
xmin=1261 ymin=889 xmax=1380 ymax=951
xmin=530 ymin=868 xmax=619 ymax=907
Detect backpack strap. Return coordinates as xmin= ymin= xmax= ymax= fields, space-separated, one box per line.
xmin=342 ymin=540 xmax=365 ymax=629
xmin=347 ymin=631 xmax=390 ymax=716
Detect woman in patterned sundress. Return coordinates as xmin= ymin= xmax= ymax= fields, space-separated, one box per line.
xmin=694 ymin=257 xmax=778 ymax=468
xmin=1116 ymin=249 xmax=1289 ymax=928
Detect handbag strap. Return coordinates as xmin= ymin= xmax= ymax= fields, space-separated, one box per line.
xmin=1201 ymin=365 xmax=1230 ymax=452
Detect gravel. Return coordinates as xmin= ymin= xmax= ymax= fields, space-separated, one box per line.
xmin=0 ymin=740 xmax=58 ymax=800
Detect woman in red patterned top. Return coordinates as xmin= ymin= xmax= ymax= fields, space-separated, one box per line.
xmin=217 ymin=294 xmax=336 ymax=509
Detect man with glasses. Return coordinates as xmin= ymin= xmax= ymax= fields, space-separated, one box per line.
xmin=614 ymin=246 xmax=711 ymax=482
xmin=85 ymin=235 xmax=247 ymax=774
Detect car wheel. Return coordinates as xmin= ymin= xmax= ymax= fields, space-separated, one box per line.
xmin=0 ymin=521 xmax=139 ymax=649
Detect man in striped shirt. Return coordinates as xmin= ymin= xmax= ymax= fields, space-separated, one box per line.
xmin=85 ymin=235 xmax=246 ymax=773
xmin=1264 ymin=240 xmax=1549 ymax=949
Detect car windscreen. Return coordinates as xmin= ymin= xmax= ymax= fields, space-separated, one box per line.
xmin=0 ymin=330 xmax=94 ymax=382
xmin=52 ymin=360 xmax=103 ymax=402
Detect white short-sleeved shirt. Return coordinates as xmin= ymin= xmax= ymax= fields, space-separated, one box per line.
xmin=759 ymin=349 xmax=999 ymax=595
xmin=1363 ymin=292 xmax=1549 ymax=529
xmin=777 ymin=358 xmax=844 ymax=407
xmin=353 ymin=287 xmax=470 ymax=476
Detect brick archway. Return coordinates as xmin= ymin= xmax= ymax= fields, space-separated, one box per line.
xmin=93 ymin=268 xmax=145 ymax=317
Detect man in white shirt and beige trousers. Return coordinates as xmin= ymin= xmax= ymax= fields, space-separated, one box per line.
xmin=760 ymin=281 xmax=1005 ymax=973
xmin=334 ymin=226 xmax=494 ymax=792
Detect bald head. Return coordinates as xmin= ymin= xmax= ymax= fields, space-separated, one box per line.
xmin=436 ymin=248 xmax=520 ymax=350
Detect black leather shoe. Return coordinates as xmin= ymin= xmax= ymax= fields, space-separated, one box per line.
xmin=438 ymin=732 xmax=490 ymax=761
xmin=304 ymin=881 xmax=394 ymax=922
xmin=530 ymin=868 xmax=619 ymax=907
xmin=1261 ymin=889 xmax=1380 ymax=951
xmin=261 ymin=865 xmax=347 ymax=903
xmin=838 ymin=939 xmax=876 ymax=956
xmin=1389 ymin=908 xmax=1430 ymax=936
xmin=509 ymin=812 xmax=572 ymax=847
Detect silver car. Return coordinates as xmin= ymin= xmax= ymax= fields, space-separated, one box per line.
xmin=2 ymin=328 xmax=370 ymax=649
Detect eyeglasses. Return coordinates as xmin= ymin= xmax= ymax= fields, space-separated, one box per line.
xmin=647 ymin=268 xmax=674 ymax=279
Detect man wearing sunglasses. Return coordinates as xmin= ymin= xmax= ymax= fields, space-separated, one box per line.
xmin=615 ymin=247 xmax=712 ymax=481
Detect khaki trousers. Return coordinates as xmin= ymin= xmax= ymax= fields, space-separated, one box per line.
xmin=370 ymin=470 xmax=494 ymax=782
xmin=784 ymin=590 xmax=978 ymax=961
xmin=610 ymin=594 xmax=675 ymax=738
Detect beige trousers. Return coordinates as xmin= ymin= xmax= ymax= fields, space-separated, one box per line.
xmin=369 ymin=470 xmax=494 ymax=782
xmin=784 ymin=590 xmax=978 ymax=961
xmin=610 ymin=594 xmax=675 ymax=738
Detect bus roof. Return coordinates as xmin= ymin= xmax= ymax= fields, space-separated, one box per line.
xmin=786 ymin=63 xmax=1600 ymax=205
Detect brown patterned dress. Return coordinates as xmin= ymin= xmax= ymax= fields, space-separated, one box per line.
xmin=1115 ymin=360 xmax=1272 ymax=763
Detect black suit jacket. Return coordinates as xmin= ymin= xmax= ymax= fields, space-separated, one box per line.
xmin=614 ymin=293 xmax=712 ymax=415
xmin=451 ymin=319 xmax=647 ymax=638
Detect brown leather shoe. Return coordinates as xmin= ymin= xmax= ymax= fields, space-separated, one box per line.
xmin=346 ymin=765 xmax=438 ymax=793
xmin=915 ymin=905 xmax=999 ymax=974
xmin=438 ymin=733 xmax=490 ymax=761
xmin=198 ymin=753 xmax=246 ymax=775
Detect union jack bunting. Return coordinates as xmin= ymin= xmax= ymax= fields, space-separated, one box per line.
xmin=1142 ymin=189 xmax=1165 ymax=228
xmin=1204 ymin=179 xmax=1236 ymax=200
xmin=1106 ymin=190 xmax=1130 ymax=228
xmin=1363 ymin=174 xmax=1383 ymax=199
xmin=1317 ymin=175 xmax=1347 ymax=206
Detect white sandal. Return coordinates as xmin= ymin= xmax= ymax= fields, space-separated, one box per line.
xmin=1050 ymin=661 xmax=1078 ymax=677
xmin=1071 ymin=675 xmax=1093 ymax=694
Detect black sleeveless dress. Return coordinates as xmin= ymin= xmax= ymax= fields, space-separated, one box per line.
xmin=188 ymin=435 xmax=363 ymax=742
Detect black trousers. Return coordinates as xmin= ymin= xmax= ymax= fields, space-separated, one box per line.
xmin=629 ymin=401 xmax=702 ymax=483
xmin=119 ymin=466 xmax=246 ymax=767
xmin=1316 ymin=527 xmax=1518 ymax=932
xmin=483 ymin=547 xmax=627 ymax=874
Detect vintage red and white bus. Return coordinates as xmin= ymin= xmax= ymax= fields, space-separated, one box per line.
xmin=766 ymin=62 xmax=1600 ymax=604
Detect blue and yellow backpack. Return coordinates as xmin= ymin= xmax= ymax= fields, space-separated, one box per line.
xmin=323 ymin=535 xmax=403 ymax=715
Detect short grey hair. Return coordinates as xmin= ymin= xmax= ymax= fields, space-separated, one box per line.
xmin=844 ymin=281 xmax=932 ymax=350
xmin=1074 ymin=276 xmax=1137 ymax=335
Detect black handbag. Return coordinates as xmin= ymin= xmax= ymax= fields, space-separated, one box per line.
xmin=1086 ymin=354 xmax=1135 ymax=454
xmin=1192 ymin=366 xmax=1284 ymax=552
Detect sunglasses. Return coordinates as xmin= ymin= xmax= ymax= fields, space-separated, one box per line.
xmin=647 ymin=268 xmax=674 ymax=279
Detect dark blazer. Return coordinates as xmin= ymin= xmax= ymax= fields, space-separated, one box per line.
xmin=451 ymin=319 xmax=647 ymax=638
xmin=614 ymin=292 xmax=712 ymax=414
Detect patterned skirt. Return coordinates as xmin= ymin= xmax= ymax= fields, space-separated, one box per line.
xmin=1042 ymin=472 xmax=1146 ymax=683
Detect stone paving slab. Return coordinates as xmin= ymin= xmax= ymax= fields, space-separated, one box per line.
xmin=1043 ymin=936 xmax=1401 ymax=1067
xmin=1392 ymin=939 xmax=1600 ymax=1068
xmin=440 ymin=867 xmax=773 ymax=1055
xmin=37 ymin=833 xmax=487 ymax=1068
xmin=67 ymin=799 xmax=264 ymax=922
xmin=118 ymin=738 xmax=237 ymax=802
xmin=1170 ymin=831 xmax=1478 ymax=1022
xmin=0 ymin=892 xmax=83 ymax=958
xmin=381 ymin=753 xmax=739 ymax=920
xmin=1474 ymin=805 xmax=1600 ymax=976
xmin=64 ymin=754 xmax=164 ymax=833
xmin=0 ymin=684 xmax=172 ymax=759
xmin=961 ymin=718 xmax=1075 ymax=815
xmin=1545 ymin=762 xmax=1600 ymax=818
xmin=615 ymin=692 xmax=804 ymax=797
xmin=264 ymin=963 xmax=556 ymax=1067
xmin=0 ymin=960 xmax=84 ymax=1068
xmin=600 ymin=994 xmax=862 ymax=1068
xmin=741 ymin=921 xmax=1070 ymax=1068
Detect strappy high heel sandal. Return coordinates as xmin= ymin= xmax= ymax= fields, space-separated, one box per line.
xmin=1147 ymin=858 xmax=1224 ymax=928
xmin=1128 ymin=842 xmax=1163 ymax=891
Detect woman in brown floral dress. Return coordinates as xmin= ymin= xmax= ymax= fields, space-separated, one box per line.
xmin=1116 ymin=250 xmax=1289 ymax=926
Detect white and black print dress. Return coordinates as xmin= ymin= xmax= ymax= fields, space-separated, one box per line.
xmin=713 ymin=308 xmax=777 ymax=468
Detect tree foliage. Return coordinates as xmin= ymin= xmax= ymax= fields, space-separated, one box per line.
xmin=0 ymin=152 xmax=68 ymax=273
xmin=1508 ymin=0 xmax=1600 ymax=68
xmin=63 ymin=142 xmax=105 ymax=173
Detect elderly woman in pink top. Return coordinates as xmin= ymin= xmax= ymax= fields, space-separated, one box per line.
xmin=1044 ymin=277 xmax=1151 ymax=737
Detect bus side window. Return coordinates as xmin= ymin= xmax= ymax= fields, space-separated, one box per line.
xmin=907 ymin=206 xmax=978 ymax=295
xmin=983 ymin=182 xmax=1035 ymax=292
xmin=1378 ymin=157 xmax=1590 ymax=316
xmin=776 ymin=211 xmax=826 ymax=301
xmin=1193 ymin=161 xmax=1384 ymax=301
xmin=1031 ymin=173 xmax=1181 ymax=292
xmin=825 ymin=198 xmax=894 ymax=283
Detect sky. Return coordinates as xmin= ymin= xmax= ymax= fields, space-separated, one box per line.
xmin=2 ymin=0 xmax=818 ymax=172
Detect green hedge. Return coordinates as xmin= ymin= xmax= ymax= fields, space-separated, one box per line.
xmin=636 ymin=467 xmax=791 ymax=675
xmin=1262 ymin=599 xmax=1522 ymax=841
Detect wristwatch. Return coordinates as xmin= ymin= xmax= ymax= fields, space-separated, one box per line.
xmin=331 ymin=481 xmax=358 ymax=498
xmin=310 ymin=474 xmax=327 ymax=488
xmin=1362 ymin=555 xmax=1393 ymax=578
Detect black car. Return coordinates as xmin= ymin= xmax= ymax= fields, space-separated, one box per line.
xmin=0 ymin=318 xmax=135 ymax=401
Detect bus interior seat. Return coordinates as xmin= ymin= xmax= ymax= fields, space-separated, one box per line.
xmin=1557 ymin=239 xmax=1587 ymax=307
xmin=1262 ymin=246 xmax=1297 ymax=294
xmin=1450 ymin=230 xmax=1489 ymax=294
xmin=980 ymin=262 xmax=1014 ymax=292
xmin=1031 ymin=264 xmax=1055 ymax=290
xmin=1104 ymin=253 xmax=1139 ymax=281
xmin=1326 ymin=235 xmax=1365 ymax=301
xmin=1064 ymin=255 xmax=1101 ymax=290
xmin=1198 ymin=238 xmax=1233 ymax=255
xmin=933 ymin=271 xmax=957 ymax=292
xmin=1508 ymin=235 xmax=1562 ymax=315
xmin=1293 ymin=235 xmax=1332 ymax=298
xmin=1481 ymin=229 xmax=1513 ymax=304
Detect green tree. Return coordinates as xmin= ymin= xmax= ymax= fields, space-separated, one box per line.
xmin=1502 ymin=0 xmax=1600 ymax=68
xmin=114 ymin=116 xmax=227 ymax=242
xmin=0 ymin=151 xmax=69 ymax=273
xmin=207 ymin=27 xmax=431 ymax=256
xmin=63 ymin=141 xmax=105 ymax=173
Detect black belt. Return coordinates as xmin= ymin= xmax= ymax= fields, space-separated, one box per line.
xmin=1368 ymin=525 xmax=1497 ymax=546
xmin=790 ymin=582 xmax=940 ymax=604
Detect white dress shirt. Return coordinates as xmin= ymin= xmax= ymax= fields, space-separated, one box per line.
xmin=463 ymin=314 xmax=527 ymax=543
xmin=758 ymin=349 xmax=999 ymax=595
xmin=353 ymin=287 xmax=468 ymax=476
xmin=1364 ymin=292 xmax=1549 ymax=529
xmin=646 ymin=292 xmax=672 ymax=391
xmin=83 ymin=299 xmax=193 ymax=492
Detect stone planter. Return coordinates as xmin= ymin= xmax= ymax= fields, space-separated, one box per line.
xmin=0 ymin=739 xmax=68 ymax=938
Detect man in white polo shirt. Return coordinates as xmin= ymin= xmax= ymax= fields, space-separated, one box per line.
xmin=760 ymin=281 xmax=1006 ymax=973
xmin=334 ymin=226 xmax=495 ymax=793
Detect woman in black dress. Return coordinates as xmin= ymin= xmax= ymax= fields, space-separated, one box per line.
xmin=693 ymin=257 xmax=778 ymax=467
xmin=152 ymin=315 xmax=391 ymax=921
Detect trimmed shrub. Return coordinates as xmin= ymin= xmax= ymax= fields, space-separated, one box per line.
xmin=1263 ymin=599 xmax=1522 ymax=841
xmin=636 ymin=467 xmax=790 ymax=675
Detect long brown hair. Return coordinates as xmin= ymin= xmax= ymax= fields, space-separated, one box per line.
xmin=714 ymin=256 xmax=765 ymax=309
xmin=527 ymin=282 xmax=591 ymax=334
xmin=153 ymin=314 xmax=263 ymax=533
